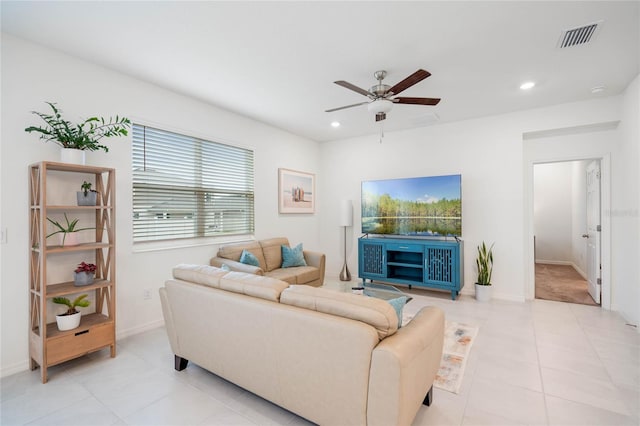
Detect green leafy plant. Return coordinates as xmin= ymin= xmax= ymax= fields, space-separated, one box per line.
xmin=80 ymin=181 xmax=96 ymax=196
xmin=24 ymin=102 xmax=131 ymax=152
xmin=475 ymin=241 xmax=494 ymax=286
xmin=46 ymin=213 xmax=94 ymax=245
xmin=53 ymin=294 xmax=90 ymax=316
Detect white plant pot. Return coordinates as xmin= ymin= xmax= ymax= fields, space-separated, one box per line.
xmin=475 ymin=283 xmax=492 ymax=302
xmin=55 ymin=311 xmax=81 ymax=331
xmin=60 ymin=148 xmax=85 ymax=165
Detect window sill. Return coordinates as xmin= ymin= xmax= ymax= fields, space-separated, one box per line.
xmin=132 ymin=234 xmax=255 ymax=253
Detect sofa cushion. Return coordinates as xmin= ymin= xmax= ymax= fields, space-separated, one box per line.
xmin=281 ymin=243 xmax=307 ymax=268
xmin=260 ymin=237 xmax=289 ymax=272
xmin=387 ymin=296 xmax=408 ymax=328
xmin=217 ymin=241 xmax=267 ymax=270
xmin=240 ymin=249 xmax=261 ymax=267
xmin=220 ymin=271 xmax=289 ymax=302
xmin=280 ymin=286 xmax=398 ymax=339
xmin=172 ymin=264 xmax=228 ymax=288
xmin=267 ymin=266 xmax=319 ymax=284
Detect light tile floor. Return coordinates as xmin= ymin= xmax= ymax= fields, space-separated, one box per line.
xmin=2 ymin=279 xmax=638 ymax=425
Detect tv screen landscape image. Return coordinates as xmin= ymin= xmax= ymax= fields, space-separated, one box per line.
xmin=361 ymin=174 xmax=462 ymax=237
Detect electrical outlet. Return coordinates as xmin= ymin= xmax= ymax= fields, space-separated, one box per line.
xmin=143 ymin=288 xmax=152 ymax=300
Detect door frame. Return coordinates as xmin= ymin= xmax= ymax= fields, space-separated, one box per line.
xmin=524 ymin=154 xmax=611 ymax=309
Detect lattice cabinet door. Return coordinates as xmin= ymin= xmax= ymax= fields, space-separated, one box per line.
xmin=358 ymin=240 xmax=386 ymax=279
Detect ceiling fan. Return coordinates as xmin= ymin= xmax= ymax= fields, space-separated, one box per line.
xmin=326 ymin=69 xmax=441 ymax=122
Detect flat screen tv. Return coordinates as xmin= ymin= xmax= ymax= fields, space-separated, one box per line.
xmin=361 ymin=174 xmax=462 ymax=237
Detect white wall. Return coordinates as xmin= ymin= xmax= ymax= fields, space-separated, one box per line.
xmin=533 ymin=162 xmax=573 ymax=263
xmin=319 ymin=94 xmax=630 ymax=308
xmin=613 ymin=74 xmax=640 ymax=327
xmin=0 ymin=34 xmax=322 ymax=376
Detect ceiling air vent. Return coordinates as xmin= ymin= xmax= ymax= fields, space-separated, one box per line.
xmin=558 ymin=21 xmax=602 ymax=48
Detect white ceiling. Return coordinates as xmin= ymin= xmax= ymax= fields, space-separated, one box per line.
xmin=2 ymin=1 xmax=638 ymax=142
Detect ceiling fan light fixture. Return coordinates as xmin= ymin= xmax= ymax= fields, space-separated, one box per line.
xmin=368 ymin=99 xmax=393 ymax=114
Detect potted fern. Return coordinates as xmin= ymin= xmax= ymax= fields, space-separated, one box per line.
xmin=24 ymin=102 xmax=131 ymax=164
xmin=53 ymin=294 xmax=90 ymax=331
xmin=475 ymin=241 xmax=494 ymax=302
xmin=77 ymin=181 xmax=98 ymax=206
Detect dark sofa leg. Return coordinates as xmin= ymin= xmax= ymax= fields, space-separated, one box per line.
xmin=174 ymin=355 xmax=189 ymax=371
xmin=422 ymin=386 xmax=433 ymax=406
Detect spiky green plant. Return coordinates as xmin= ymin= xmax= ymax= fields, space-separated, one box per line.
xmin=46 ymin=213 xmax=94 ymax=245
xmin=53 ymin=294 xmax=90 ymax=316
xmin=475 ymin=241 xmax=494 ymax=285
xmin=25 ymin=102 xmax=131 ymax=152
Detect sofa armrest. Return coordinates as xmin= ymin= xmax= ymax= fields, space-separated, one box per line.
xmin=303 ymin=250 xmax=326 ymax=283
xmin=210 ymin=257 xmax=265 ymax=275
xmin=367 ymin=306 xmax=445 ymax=426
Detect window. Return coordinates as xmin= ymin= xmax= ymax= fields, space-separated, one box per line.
xmin=132 ymin=124 xmax=254 ymax=243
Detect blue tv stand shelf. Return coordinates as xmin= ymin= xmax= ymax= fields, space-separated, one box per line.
xmin=358 ymin=236 xmax=464 ymax=300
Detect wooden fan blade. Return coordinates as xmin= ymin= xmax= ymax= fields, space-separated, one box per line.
xmin=394 ymin=97 xmax=441 ymax=106
xmin=375 ymin=112 xmax=386 ymax=122
xmin=325 ymin=101 xmax=369 ymax=113
xmin=334 ymin=80 xmax=371 ymax=97
xmin=388 ymin=69 xmax=431 ymax=95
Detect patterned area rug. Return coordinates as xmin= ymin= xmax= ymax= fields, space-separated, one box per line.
xmin=403 ymin=313 xmax=478 ymax=394
xmin=434 ymin=321 xmax=478 ymax=394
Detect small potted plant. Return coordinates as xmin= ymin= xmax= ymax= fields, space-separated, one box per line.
xmin=46 ymin=213 xmax=94 ymax=246
xmin=475 ymin=241 xmax=494 ymax=302
xmin=74 ymin=261 xmax=97 ymax=286
xmin=53 ymin=294 xmax=90 ymax=331
xmin=24 ymin=102 xmax=131 ymax=164
xmin=77 ymin=181 xmax=98 ymax=206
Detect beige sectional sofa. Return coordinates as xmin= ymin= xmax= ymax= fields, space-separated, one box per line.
xmin=210 ymin=237 xmax=325 ymax=286
xmin=160 ymin=264 xmax=445 ymax=426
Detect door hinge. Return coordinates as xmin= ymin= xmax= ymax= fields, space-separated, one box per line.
xmin=597 ymin=225 xmax=601 ymax=232
xmin=597 ymin=278 xmax=602 ymax=285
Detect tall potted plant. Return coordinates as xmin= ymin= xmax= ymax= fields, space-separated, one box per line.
xmin=24 ymin=102 xmax=131 ymax=164
xmin=475 ymin=241 xmax=494 ymax=302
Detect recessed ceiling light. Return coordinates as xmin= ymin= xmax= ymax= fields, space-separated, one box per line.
xmin=591 ymin=85 xmax=606 ymax=94
xmin=520 ymin=81 xmax=536 ymax=90
xmin=331 ymin=121 xmax=340 ymax=128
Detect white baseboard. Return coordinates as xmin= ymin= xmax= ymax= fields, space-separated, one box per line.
xmin=0 ymin=360 xmax=30 ymax=378
xmin=116 ymin=319 xmax=165 ymax=340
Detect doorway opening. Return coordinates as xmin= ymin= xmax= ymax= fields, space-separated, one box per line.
xmin=533 ymin=159 xmax=601 ymax=306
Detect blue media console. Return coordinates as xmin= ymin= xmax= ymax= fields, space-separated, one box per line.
xmin=358 ymin=236 xmax=464 ymax=300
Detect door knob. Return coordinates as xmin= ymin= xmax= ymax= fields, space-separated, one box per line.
xmin=582 ymin=234 xmax=589 ymax=238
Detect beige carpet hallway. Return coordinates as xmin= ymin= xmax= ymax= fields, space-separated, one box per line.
xmin=535 ymin=263 xmax=598 ymax=306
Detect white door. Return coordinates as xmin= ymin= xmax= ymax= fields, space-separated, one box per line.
xmin=585 ymin=161 xmax=601 ymax=304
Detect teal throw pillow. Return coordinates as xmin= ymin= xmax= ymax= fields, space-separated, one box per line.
xmin=220 ymin=264 xmax=231 ymax=271
xmin=239 ymin=249 xmax=260 ymax=267
xmin=387 ymin=296 xmax=408 ymax=328
xmin=281 ymin=243 xmax=307 ymax=268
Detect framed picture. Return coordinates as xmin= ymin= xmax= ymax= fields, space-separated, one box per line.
xmin=278 ymin=168 xmax=315 ymax=214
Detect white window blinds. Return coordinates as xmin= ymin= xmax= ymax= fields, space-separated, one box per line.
xmin=132 ymin=124 xmax=254 ymax=243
